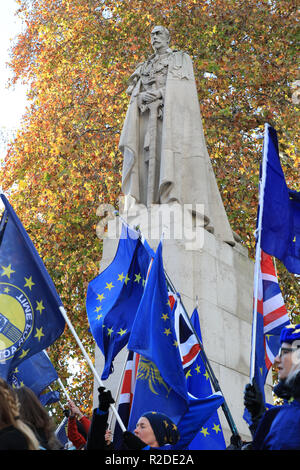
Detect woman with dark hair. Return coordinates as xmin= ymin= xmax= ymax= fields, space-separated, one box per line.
xmin=16 ymin=386 xmax=62 ymax=450
xmin=0 ymin=378 xmax=39 ymax=450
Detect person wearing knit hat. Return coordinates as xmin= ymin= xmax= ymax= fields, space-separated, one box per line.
xmin=86 ymin=387 xmax=180 ymax=450
xmin=243 ymin=323 xmax=300 ymax=450
xmin=134 ymin=412 xmax=180 ymax=448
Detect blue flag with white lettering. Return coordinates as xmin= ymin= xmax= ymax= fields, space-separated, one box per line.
xmin=8 ymin=350 xmax=58 ymax=396
xmin=86 ymin=224 xmax=154 ymax=379
xmin=0 ymin=194 xmax=65 ymax=379
xmin=260 ymin=124 xmax=300 ymax=274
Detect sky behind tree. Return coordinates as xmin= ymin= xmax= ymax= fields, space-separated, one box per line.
xmin=0 ymin=0 xmax=28 ymax=154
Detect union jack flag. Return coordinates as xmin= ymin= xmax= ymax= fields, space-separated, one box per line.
xmin=113 ymin=350 xmax=139 ymax=449
xmin=253 ymin=249 xmax=290 ymax=392
xmin=168 ymin=289 xmax=201 ymax=372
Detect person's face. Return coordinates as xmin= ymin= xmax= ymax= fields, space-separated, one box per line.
xmin=151 ymin=27 xmax=169 ymax=53
xmin=134 ymin=417 xmax=159 ymax=447
xmin=274 ymin=342 xmax=297 ymax=380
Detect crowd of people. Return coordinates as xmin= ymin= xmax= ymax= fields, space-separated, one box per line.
xmin=1 ymin=323 xmax=300 ymax=451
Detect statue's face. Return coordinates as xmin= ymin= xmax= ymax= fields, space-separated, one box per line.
xmin=151 ymin=26 xmax=169 ymax=53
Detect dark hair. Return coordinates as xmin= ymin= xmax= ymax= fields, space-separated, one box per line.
xmin=16 ymin=386 xmax=61 ymax=449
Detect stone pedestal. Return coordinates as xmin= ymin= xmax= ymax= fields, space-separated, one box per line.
xmin=93 ymin=203 xmax=273 ymax=445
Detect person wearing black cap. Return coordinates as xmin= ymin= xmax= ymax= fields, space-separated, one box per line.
xmin=86 ymin=387 xmax=180 ymax=450
xmin=244 ymin=323 xmax=300 ymax=450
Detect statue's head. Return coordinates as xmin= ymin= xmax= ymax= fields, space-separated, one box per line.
xmin=150 ymin=25 xmax=170 ymax=53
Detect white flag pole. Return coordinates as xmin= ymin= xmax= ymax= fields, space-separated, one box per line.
xmin=59 ymin=306 xmax=127 ymax=432
xmin=249 ymin=123 xmax=269 ymax=382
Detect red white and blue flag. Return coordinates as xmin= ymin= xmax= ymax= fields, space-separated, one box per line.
xmin=252 ymin=249 xmax=290 ymax=390
xmin=168 ymin=290 xmax=201 ymax=372
xmin=113 ymin=350 xmax=139 ymax=449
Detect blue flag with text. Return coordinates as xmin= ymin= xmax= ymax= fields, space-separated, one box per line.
xmin=86 ymin=224 xmax=154 ymax=379
xmin=0 ymin=194 xmax=65 ymax=379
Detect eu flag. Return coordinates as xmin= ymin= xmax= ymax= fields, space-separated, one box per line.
xmin=8 ymin=350 xmax=58 ymax=397
xmin=128 ymin=241 xmax=189 ymax=427
xmin=39 ymin=390 xmax=60 ymax=406
xmin=0 ymin=194 xmax=65 ymax=379
xmin=86 ymin=224 xmax=153 ymax=379
xmin=187 ymin=310 xmax=226 ymax=450
xmin=260 ymin=124 xmax=300 ymax=274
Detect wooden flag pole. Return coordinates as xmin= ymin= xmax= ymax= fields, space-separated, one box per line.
xmin=59 ymin=306 xmax=127 ymax=432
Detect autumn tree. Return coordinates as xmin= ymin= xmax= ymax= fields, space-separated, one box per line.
xmin=1 ymin=0 xmax=298 ymax=420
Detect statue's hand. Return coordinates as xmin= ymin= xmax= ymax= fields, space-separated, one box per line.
xmin=140 ymin=90 xmax=162 ymax=103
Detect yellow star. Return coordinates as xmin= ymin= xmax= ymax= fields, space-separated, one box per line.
xmin=166 ymin=299 xmax=171 ymax=307
xmin=195 ymin=365 xmax=201 ymax=374
xmin=96 ymin=314 xmax=103 ymax=320
xmin=36 ymin=300 xmax=45 ymax=314
xmin=124 ymin=274 xmax=130 ymax=285
xmin=204 ymin=370 xmax=209 ymax=380
xmin=134 ymin=273 xmax=141 ymax=283
xmin=142 ymin=278 xmax=146 ymax=287
xmin=185 ymin=369 xmax=192 ymax=379
xmin=97 ymin=293 xmax=105 ymax=302
xmin=173 ymin=339 xmax=178 ymax=347
xmin=19 ymin=381 xmax=25 ymax=387
xmin=34 ymin=327 xmax=44 ymax=342
xmin=107 ymin=327 xmax=113 ymax=337
xmin=94 ymin=305 xmax=102 ymax=312
xmin=4 ymin=287 xmax=10 ymax=293
xmin=13 ymin=367 xmax=19 ymax=374
xmin=117 ymin=273 xmax=125 ymax=282
xmin=24 ymin=276 xmax=35 ymax=290
xmin=161 ymin=313 xmax=169 ymax=321
xmin=19 ymin=349 xmax=30 ymax=359
xmin=117 ymin=328 xmax=127 ymax=336
xmin=200 ymin=427 xmax=210 ymax=437
xmin=212 ymin=423 xmax=221 ymax=434
xmin=164 ymin=328 xmax=171 ymax=336
xmin=105 ymin=282 xmax=114 ymax=291
xmin=1 ymin=264 xmax=15 ymax=279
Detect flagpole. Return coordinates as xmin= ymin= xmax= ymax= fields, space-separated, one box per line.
xmin=165 ymin=271 xmax=241 ymax=440
xmin=249 ymin=123 xmax=269 ymax=383
xmin=59 ymin=306 xmax=127 ymax=432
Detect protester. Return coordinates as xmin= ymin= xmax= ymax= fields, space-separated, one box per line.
xmin=64 ymin=399 xmax=91 ymax=450
xmin=0 ymin=378 xmax=40 ymax=450
xmin=86 ymin=387 xmax=179 ymax=450
xmin=244 ymin=323 xmax=300 ymax=450
xmin=16 ymin=385 xmax=62 ymax=450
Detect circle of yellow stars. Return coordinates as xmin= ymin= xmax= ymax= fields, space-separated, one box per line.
xmin=0 ymin=264 xmax=47 ymax=360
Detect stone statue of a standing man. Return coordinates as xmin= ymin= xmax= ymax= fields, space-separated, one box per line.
xmin=119 ymin=25 xmax=235 ymax=244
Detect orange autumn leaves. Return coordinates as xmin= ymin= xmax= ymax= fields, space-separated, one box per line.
xmin=1 ymin=0 xmax=298 ymax=417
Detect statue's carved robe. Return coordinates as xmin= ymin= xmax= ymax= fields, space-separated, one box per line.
xmin=119 ymin=49 xmax=235 ymax=245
